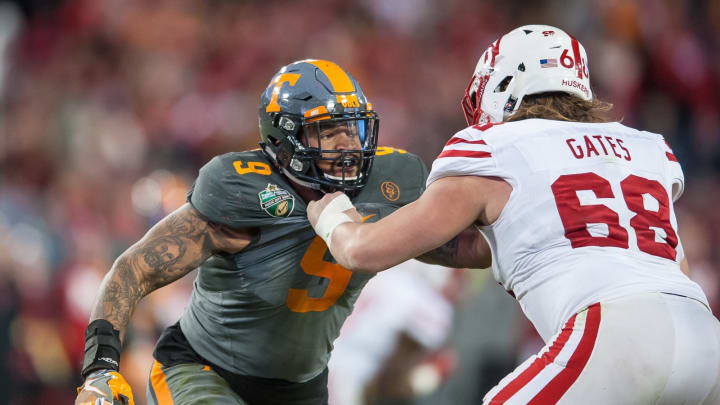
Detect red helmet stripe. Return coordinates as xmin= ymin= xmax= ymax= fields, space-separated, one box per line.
xmin=570 ymin=37 xmax=582 ymax=79
xmin=490 ymin=35 xmax=503 ymax=67
xmin=461 ymin=35 xmax=502 ymax=126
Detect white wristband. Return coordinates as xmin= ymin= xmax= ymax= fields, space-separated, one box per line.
xmin=314 ymin=193 xmax=354 ymax=248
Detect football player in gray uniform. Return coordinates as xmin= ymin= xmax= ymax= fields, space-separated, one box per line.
xmin=75 ymin=60 xmax=482 ymax=405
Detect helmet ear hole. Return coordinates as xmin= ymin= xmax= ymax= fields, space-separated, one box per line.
xmin=494 ymin=76 xmax=514 ymax=93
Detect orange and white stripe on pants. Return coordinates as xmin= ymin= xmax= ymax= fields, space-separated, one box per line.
xmin=483 ymin=303 xmax=601 ymax=404
xmin=149 ymin=360 xmax=174 ymax=405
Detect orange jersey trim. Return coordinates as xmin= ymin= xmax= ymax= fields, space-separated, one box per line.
xmin=150 ymin=361 xmax=174 ymax=405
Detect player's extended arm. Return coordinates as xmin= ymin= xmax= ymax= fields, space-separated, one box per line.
xmin=88 ymin=203 xmax=253 ymax=339
xmin=414 ymin=225 xmax=491 ymax=269
xmin=309 ymin=175 xmax=507 ymax=272
xmin=76 ymin=203 xmax=253 ymax=405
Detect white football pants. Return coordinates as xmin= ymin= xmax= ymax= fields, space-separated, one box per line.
xmin=483 ymin=292 xmax=720 ymax=404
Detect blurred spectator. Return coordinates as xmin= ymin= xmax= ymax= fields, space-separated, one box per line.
xmin=328 ymin=261 xmax=466 ymax=405
xmin=0 ymin=0 xmax=718 ymax=404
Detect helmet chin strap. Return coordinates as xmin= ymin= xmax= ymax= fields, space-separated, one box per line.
xmin=284 ymin=168 xmax=324 ymax=191
xmin=283 ymin=164 xmax=363 ymax=194
xmin=324 ymin=173 xmax=359 ymax=181
xmin=261 ymin=143 xmax=341 ymax=193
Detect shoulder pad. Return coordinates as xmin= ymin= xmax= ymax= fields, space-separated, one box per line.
xmin=357 ymin=147 xmax=428 ymax=205
xmin=188 ymin=150 xmax=302 ymax=227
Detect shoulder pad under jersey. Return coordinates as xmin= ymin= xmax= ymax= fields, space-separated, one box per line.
xmin=188 ymin=150 xmax=303 ymax=228
xmin=355 ymin=146 xmax=428 ymax=205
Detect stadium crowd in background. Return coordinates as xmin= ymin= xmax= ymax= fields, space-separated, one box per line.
xmin=1 ymin=0 xmax=719 ymax=403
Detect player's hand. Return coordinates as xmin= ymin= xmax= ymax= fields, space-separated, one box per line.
xmin=75 ymin=370 xmax=135 ymax=405
xmin=307 ymin=192 xmax=361 ymax=227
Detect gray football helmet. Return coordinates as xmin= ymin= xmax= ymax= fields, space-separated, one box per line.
xmin=259 ymin=59 xmax=379 ymax=194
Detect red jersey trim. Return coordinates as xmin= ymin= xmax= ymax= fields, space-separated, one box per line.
xmin=444 ymin=137 xmax=488 ymax=146
xmin=437 ymin=150 xmax=492 ymax=159
xmin=471 ymin=122 xmax=504 ymax=132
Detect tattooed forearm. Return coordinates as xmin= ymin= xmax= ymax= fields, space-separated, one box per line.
xmin=98 ymin=259 xmax=142 ymax=333
xmin=415 ymin=225 xmax=491 ymax=269
xmin=89 ymin=203 xmax=251 ymax=339
xmin=416 ymin=235 xmax=461 ymax=266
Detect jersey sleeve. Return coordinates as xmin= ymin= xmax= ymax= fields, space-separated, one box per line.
xmin=426 ymin=127 xmax=500 ymax=187
xmin=187 ymin=153 xmax=281 ymax=229
xmin=659 ymin=137 xmax=684 ymax=202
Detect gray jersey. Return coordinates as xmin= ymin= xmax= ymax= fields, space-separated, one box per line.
xmin=180 ymin=148 xmax=428 ymax=382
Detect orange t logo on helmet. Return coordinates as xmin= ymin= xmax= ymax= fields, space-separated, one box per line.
xmin=265 ymin=73 xmax=301 ymax=112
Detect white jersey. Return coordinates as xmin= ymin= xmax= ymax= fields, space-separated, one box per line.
xmin=427 ymin=119 xmax=709 ymax=341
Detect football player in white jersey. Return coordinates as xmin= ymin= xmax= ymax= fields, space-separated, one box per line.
xmin=328 ymin=260 xmax=459 ymax=405
xmin=308 ymin=25 xmax=720 ymax=404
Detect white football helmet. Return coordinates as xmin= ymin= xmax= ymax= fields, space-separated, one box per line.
xmin=462 ymin=25 xmax=593 ymax=126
